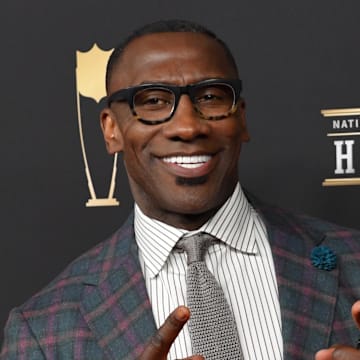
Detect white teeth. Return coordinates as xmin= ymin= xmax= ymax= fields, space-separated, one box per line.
xmin=162 ymin=155 xmax=211 ymax=167
xmin=178 ymin=163 xmax=204 ymax=169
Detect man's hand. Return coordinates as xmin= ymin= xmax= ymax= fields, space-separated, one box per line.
xmin=139 ymin=306 xmax=204 ymax=360
xmin=315 ymin=301 xmax=360 ymax=359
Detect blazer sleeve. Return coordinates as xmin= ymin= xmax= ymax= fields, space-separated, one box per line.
xmin=1 ymin=308 xmax=45 ymax=360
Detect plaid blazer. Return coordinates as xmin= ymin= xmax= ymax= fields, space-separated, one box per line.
xmin=2 ymin=196 xmax=360 ymax=359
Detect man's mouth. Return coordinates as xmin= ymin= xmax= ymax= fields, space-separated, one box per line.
xmin=161 ymin=155 xmax=212 ymax=169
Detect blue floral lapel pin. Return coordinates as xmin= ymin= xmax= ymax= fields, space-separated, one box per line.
xmin=310 ymin=245 xmax=337 ymax=271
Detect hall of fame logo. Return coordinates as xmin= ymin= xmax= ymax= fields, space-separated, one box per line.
xmin=321 ymin=107 xmax=360 ymax=186
xmin=75 ymin=44 xmax=119 ymax=207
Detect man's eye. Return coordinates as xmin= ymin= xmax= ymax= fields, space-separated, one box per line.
xmin=195 ymin=84 xmax=233 ymax=106
xmin=198 ymin=94 xmax=220 ymax=102
xmin=196 ymin=92 xmax=225 ymax=104
xmin=135 ymin=90 xmax=173 ymax=108
xmin=143 ymin=97 xmax=168 ymax=105
xmin=195 ymin=85 xmax=232 ymax=104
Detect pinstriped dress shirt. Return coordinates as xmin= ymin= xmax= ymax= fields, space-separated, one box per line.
xmin=135 ymin=183 xmax=283 ymax=360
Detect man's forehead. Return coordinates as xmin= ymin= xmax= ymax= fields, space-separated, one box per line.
xmin=108 ymin=32 xmax=237 ymax=89
xmin=122 ymin=32 xmax=223 ymax=60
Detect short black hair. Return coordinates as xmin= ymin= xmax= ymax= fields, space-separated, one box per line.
xmin=106 ymin=19 xmax=238 ymax=91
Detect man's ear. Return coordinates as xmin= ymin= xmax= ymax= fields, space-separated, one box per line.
xmin=238 ymin=99 xmax=250 ymax=143
xmin=100 ymin=108 xmax=124 ymax=154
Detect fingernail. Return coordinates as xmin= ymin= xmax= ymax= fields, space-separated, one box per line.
xmin=176 ymin=307 xmax=188 ymax=321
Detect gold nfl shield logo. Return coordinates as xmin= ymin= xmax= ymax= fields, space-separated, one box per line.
xmin=75 ymin=44 xmax=120 ymax=207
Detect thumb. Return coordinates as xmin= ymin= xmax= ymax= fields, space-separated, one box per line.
xmin=351 ymin=300 xmax=360 ymax=329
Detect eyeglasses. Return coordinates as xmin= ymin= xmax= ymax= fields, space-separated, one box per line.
xmin=107 ymin=78 xmax=242 ymax=125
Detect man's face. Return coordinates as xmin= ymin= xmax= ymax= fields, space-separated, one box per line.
xmin=101 ymin=32 xmax=249 ymax=229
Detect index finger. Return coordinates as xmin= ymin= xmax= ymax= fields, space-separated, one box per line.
xmin=140 ymin=306 xmax=190 ymax=359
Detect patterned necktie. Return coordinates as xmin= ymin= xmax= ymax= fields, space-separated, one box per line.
xmin=176 ymin=232 xmax=243 ymax=360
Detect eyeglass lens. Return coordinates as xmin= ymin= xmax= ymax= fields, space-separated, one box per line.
xmin=134 ymin=88 xmax=175 ymax=121
xmin=133 ymin=83 xmax=235 ymax=122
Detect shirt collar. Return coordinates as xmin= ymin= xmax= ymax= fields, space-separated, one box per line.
xmin=134 ymin=183 xmax=258 ymax=277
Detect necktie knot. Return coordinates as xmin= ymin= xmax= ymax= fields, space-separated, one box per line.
xmin=176 ymin=232 xmax=216 ymax=264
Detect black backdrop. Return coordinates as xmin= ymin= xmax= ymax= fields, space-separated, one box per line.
xmin=1 ymin=0 xmax=359 ymax=343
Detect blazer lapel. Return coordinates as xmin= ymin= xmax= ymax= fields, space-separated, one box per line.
xmin=258 ymin=205 xmax=339 ymax=360
xmin=80 ymin=217 xmax=156 ymax=360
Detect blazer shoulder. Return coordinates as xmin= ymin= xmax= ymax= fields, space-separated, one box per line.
xmin=247 ymin=190 xmax=360 ymax=252
xmin=1 ymin=215 xmax=136 ymax=359
xmin=19 ymin=213 xmax=135 ymax=314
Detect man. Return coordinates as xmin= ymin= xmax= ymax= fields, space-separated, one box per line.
xmin=1 ymin=20 xmax=360 ymax=360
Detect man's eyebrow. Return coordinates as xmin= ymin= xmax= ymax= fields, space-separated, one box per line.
xmin=135 ymin=77 xmax=229 ymax=86
xmin=137 ymin=80 xmax=177 ymax=85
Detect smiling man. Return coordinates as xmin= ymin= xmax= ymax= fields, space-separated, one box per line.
xmin=101 ymin=29 xmax=248 ymax=230
xmin=2 ymin=20 xmax=360 ymax=360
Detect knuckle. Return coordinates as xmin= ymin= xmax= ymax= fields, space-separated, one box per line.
xmin=150 ymin=331 xmax=164 ymax=349
xmin=167 ymin=313 xmax=182 ymax=329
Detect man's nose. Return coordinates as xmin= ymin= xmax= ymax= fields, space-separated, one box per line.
xmin=162 ymin=95 xmax=211 ymax=140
